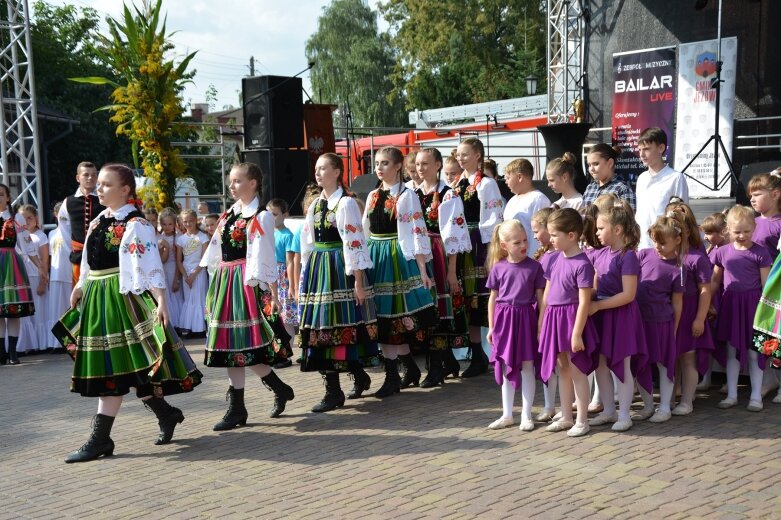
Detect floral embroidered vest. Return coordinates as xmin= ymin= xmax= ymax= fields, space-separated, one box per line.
xmin=220 ymin=210 xmax=256 ymax=261
xmin=86 ymin=210 xmax=144 ymax=270
xmin=416 ymin=185 xmax=451 ymax=234
xmin=0 ymin=216 xmax=17 ymax=248
xmin=313 ymin=197 xmax=343 ymax=243
xmin=452 ymin=177 xmax=480 ymax=225
xmin=367 ymin=189 xmax=399 ymax=235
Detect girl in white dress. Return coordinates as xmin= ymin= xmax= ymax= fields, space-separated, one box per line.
xmin=17 ymin=205 xmax=49 ymax=353
xmin=158 ymin=208 xmax=183 ymax=331
xmin=47 ymin=202 xmax=72 ymax=350
xmin=176 ymin=209 xmax=209 ymax=336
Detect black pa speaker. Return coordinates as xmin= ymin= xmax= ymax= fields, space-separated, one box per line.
xmin=241 ymin=149 xmax=311 ymax=215
xmin=242 ymin=75 xmax=304 ymax=149
xmin=537 ymin=122 xmax=592 ymax=193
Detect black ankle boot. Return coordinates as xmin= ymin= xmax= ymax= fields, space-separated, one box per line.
xmin=144 ymin=396 xmax=185 ymax=444
xmin=262 ymin=370 xmax=294 ymax=418
xmin=311 ymin=372 xmax=345 ymax=413
xmin=0 ymin=337 xmax=6 ymax=365
xmin=461 ymin=342 xmax=488 ymax=378
xmin=421 ymin=351 xmax=445 ymax=388
xmin=213 ymin=386 xmax=248 ymax=431
xmin=399 ymin=353 xmax=421 ymax=388
xmin=65 ymin=414 xmax=115 ymax=463
xmin=374 ymin=359 xmax=401 ymax=398
xmin=346 ymin=366 xmax=371 ymax=399
xmin=7 ymin=336 xmax=19 ymax=365
xmin=443 ymin=349 xmax=460 ymax=378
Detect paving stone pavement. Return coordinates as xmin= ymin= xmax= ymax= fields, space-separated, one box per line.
xmin=1 ymin=341 xmax=780 ymax=520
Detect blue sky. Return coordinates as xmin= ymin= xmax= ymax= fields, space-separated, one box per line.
xmin=45 ymin=0 xmax=384 ymax=111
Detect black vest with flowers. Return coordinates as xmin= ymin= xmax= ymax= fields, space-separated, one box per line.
xmin=313 ymin=197 xmax=343 ymax=243
xmin=368 ymin=189 xmax=400 ymax=235
xmin=0 ymin=215 xmax=17 ymax=248
xmin=416 ymin=185 xmax=451 ymax=234
xmin=452 ymin=177 xmax=480 ymax=224
xmin=220 ymin=210 xmax=255 ymax=262
xmin=86 ymin=210 xmax=144 ymax=270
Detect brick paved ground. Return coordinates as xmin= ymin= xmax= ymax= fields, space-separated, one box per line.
xmin=1 ymin=342 xmax=779 ymax=520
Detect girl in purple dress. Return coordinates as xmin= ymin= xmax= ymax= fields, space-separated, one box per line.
xmin=539 ymin=208 xmax=599 ymax=437
xmin=712 ymin=205 xmax=772 ymax=411
xmin=588 ymin=201 xmax=647 ymax=432
xmin=485 ymin=219 xmax=545 ymax=432
xmin=697 ymin=212 xmax=728 ymax=390
xmin=662 ymin=202 xmax=714 ymax=420
xmin=636 ymin=216 xmax=685 ymax=421
xmin=532 ymin=207 xmax=559 ymax=421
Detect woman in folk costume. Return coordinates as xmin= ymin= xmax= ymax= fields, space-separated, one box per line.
xmin=55 ymin=164 xmax=202 ymax=463
xmin=200 ymin=162 xmax=294 ymax=430
xmin=451 ymin=138 xmax=504 ymax=377
xmin=364 ymin=146 xmax=438 ymax=397
xmin=413 ymin=147 xmax=471 ymax=386
xmin=298 ymin=153 xmax=380 ymax=412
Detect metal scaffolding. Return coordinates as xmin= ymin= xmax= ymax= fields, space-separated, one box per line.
xmin=547 ymin=0 xmax=586 ymax=123
xmin=0 ymin=0 xmax=42 ymax=206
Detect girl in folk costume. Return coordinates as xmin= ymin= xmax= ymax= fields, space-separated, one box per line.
xmin=485 ymin=219 xmax=545 ymax=432
xmin=17 ymin=205 xmax=50 ymax=354
xmin=0 ymin=183 xmax=38 ymax=365
xmin=443 ymin=155 xmax=462 ymax=188
xmin=452 ymin=138 xmax=504 ymax=377
xmin=200 ymin=163 xmax=294 ymax=429
xmin=176 ymin=209 xmax=209 ymax=336
xmin=298 ymin=153 xmax=380 ymax=412
xmin=55 ymin=164 xmax=202 ymax=463
xmin=364 ymin=146 xmax=438 ymax=397
xmin=414 ymin=147 xmax=471 ymax=386
xmin=46 ymin=202 xmax=72 ymax=349
xmin=157 ymin=209 xmax=184 ymax=330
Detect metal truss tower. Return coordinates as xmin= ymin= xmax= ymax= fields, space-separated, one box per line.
xmin=0 ymin=0 xmax=42 ymax=206
xmin=547 ymin=0 xmax=586 ymax=123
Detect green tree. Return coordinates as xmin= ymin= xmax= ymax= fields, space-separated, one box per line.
xmin=379 ymin=0 xmax=546 ymax=111
xmin=306 ymin=0 xmax=406 ymax=129
xmin=71 ymin=0 xmax=196 ymax=210
xmin=30 ymin=1 xmax=132 ymax=212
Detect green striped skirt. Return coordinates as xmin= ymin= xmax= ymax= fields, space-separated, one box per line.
xmin=0 ymin=247 xmax=34 ymax=318
xmin=367 ymin=233 xmax=438 ymax=345
xmin=754 ymin=253 xmax=781 ymax=368
xmin=297 ymin=241 xmax=380 ymax=372
xmin=52 ymin=268 xmax=203 ymax=397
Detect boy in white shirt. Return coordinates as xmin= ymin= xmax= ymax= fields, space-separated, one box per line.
xmin=635 ymin=127 xmax=689 ymax=249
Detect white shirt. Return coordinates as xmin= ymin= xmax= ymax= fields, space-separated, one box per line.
xmin=554 ymin=194 xmax=584 ymax=210
xmin=504 ymin=190 xmax=551 ymax=222
xmin=635 ymin=165 xmax=689 ymax=249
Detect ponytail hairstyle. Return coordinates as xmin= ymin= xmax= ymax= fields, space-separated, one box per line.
xmin=485 ymin=218 xmax=527 ymax=272
xmin=650 ymin=214 xmax=688 ymax=266
xmin=747 ymin=170 xmax=781 ymax=212
xmin=377 ymin=146 xmax=405 ymax=192
xmin=588 ymin=143 xmax=621 ymax=163
xmin=664 ymin=201 xmax=702 ymax=250
xmin=318 ymin=152 xmax=353 ymax=197
xmin=548 ymin=207 xmax=584 ymax=236
xmin=232 ymin=162 xmax=264 ymax=201
xmin=546 ymin=152 xmax=578 ymax=182
xmin=593 ymin=192 xmax=620 ymax=214
xmin=460 ymin=137 xmax=485 ymax=175
xmin=579 ymin=203 xmax=603 ymax=250
xmin=101 ymin=163 xmax=140 ymax=209
xmin=532 ymin=207 xmax=555 ymax=260
xmin=600 ymin=199 xmax=641 ymax=252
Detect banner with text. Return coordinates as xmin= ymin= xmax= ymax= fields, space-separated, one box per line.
xmin=611 ymin=46 xmax=676 ymax=187
xmin=674 ymin=37 xmax=738 ymax=198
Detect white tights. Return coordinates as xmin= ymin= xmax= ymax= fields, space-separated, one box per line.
xmin=227 ymin=365 xmax=272 ymax=389
xmin=0 ymin=318 xmax=20 ymax=337
xmin=726 ymin=343 xmax=763 ymax=402
xmin=500 ymin=361 xmax=535 ymax=421
xmin=543 ymin=369 xmax=558 ymax=412
xmin=379 ymin=344 xmax=410 ymax=360
xmin=595 ymin=356 xmax=634 ymax=421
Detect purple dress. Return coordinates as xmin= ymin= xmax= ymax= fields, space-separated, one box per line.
xmin=753 ymin=214 xmax=781 ymax=260
xmin=679 ymin=246 xmax=716 ymax=374
xmin=636 ymin=249 xmax=684 ymax=388
xmin=591 ymin=247 xmax=649 ymax=388
xmin=538 ymin=251 xmax=599 ymax=382
xmin=486 ymin=257 xmax=545 ymax=389
xmin=713 ymin=243 xmax=772 ymax=370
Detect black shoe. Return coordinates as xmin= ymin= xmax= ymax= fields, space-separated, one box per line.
xmin=375 ymin=359 xmax=402 ymax=398
xmin=420 ymin=351 xmax=445 ymax=388
xmin=311 ymin=372 xmax=345 ymax=413
xmin=262 ymin=370 xmax=295 ymax=418
xmin=7 ymin=336 xmax=19 ymax=365
xmin=346 ymin=367 xmax=371 ymax=399
xmin=273 ymin=358 xmax=293 ymax=369
xmin=0 ymin=338 xmax=6 ymax=365
xmin=462 ymin=342 xmax=488 ymax=378
xmin=213 ymin=386 xmax=248 ymax=431
xmin=65 ymin=414 xmax=115 ymax=463
xmin=399 ymin=353 xmax=421 ymax=388
xmin=443 ymin=349 xmax=460 ymax=378
xmin=143 ymin=396 xmax=185 ymax=445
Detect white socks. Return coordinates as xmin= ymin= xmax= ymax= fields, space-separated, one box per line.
xmin=726 ymin=344 xmax=741 ymax=400
xmin=748 ymin=351 xmax=763 ymax=402
xmin=595 ymin=358 xmax=616 ymax=417
xmin=658 ymin=364 xmax=674 ymax=414
xmin=501 ymin=375 xmax=515 ymax=418
xmin=616 ymin=358 xmax=634 ymax=422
